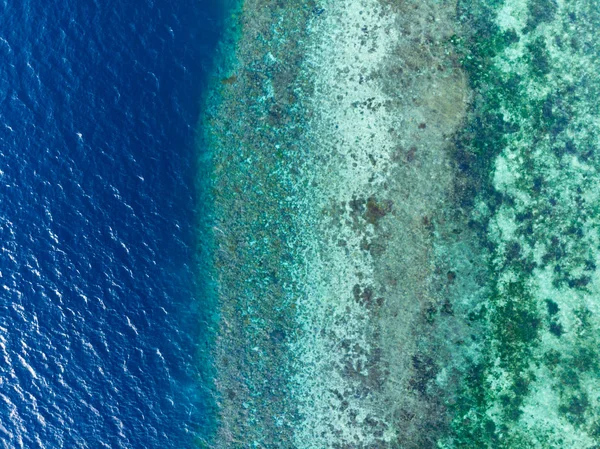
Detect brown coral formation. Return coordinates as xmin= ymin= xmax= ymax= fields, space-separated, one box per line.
xmin=203 ymin=0 xmax=485 ymax=447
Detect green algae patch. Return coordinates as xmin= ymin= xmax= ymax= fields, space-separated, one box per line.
xmin=439 ymin=0 xmax=600 ymax=447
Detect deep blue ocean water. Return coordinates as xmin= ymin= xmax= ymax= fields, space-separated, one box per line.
xmin=0 ymin=0 xmax=224 ymax=447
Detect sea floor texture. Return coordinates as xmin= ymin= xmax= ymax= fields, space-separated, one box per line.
xmin=200 ymin=0 xmax=600 ymax=447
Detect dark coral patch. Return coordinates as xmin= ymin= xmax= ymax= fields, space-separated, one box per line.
xmin=365 ymin=196 xmax=393 ymax=225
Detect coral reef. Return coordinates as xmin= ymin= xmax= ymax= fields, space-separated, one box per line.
xmin=201 ymin=0 xmax=600 ymax=447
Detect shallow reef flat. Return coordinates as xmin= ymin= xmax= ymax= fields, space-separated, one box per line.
xmin=201 ymin=0 xmax=600 ymax=447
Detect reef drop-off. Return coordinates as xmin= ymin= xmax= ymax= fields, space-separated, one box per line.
xmin=200 ymin=0 xmax=600 ymax=447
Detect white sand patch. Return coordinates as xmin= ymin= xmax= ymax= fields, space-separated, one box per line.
xmin=290 ymin=0 xmax=400 ymax=446
xmin=496 ymin=0 xmax=528 ymax=32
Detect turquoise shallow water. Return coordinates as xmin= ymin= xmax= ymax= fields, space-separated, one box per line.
xmin=203 ymin=0 xmax=600 ymax=447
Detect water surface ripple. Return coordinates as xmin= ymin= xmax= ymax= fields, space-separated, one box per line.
xmin=0 ymin=1 xmax=222 ymax=447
